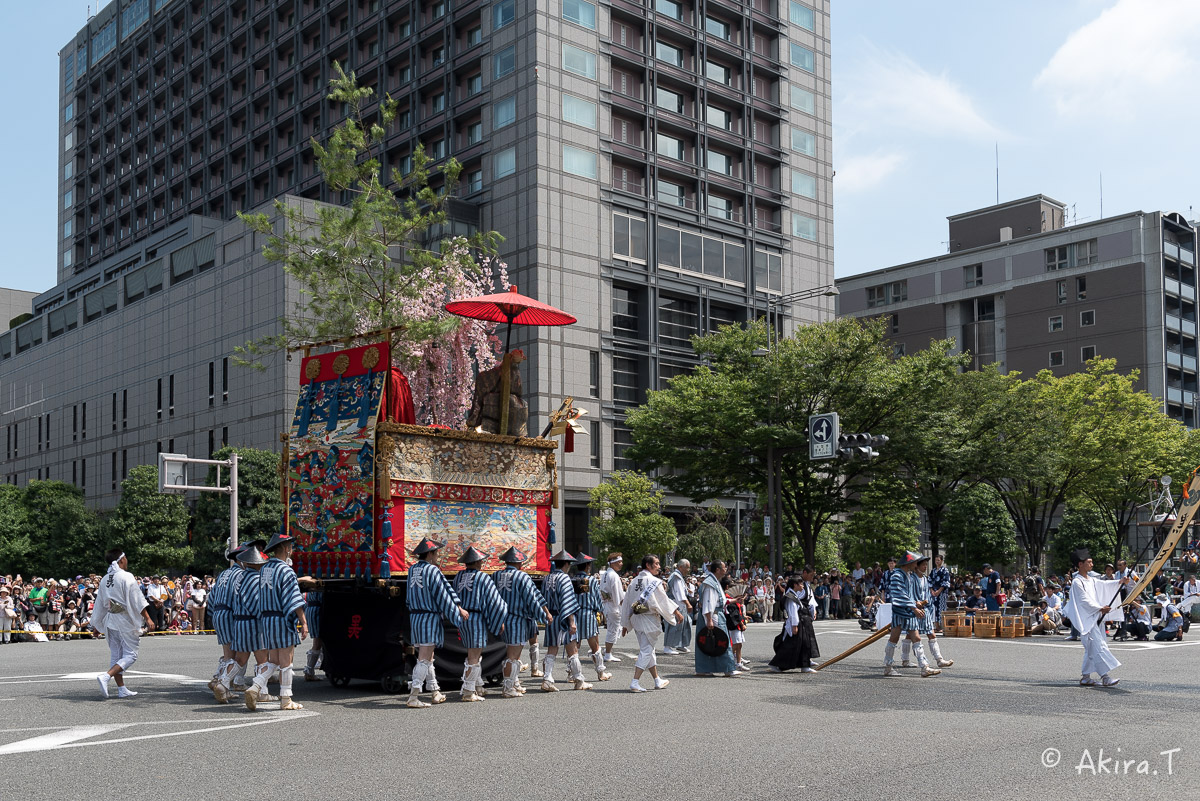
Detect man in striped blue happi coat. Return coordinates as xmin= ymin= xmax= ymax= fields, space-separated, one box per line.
xmin=303 ymin=590 xmax=324 ymax=682
xmin=572 ymin=553 xmax=612 ymax=682
xmin=540 ymin=550 xmax=591 ymax=692
xmin=213 ymin=541 xmax=269 ymax=704
xmin=900 ymin=557 xmax=953 ymax=670
xmin=451 ymin=547 xmax=508 ymax=702
xmin=882 ymin=551 xmax=940 ymax=678
xmin=207 ymin=544 xmax=246 ymax=693
xmin=406 ymin=538 xmax=468 ymax=708
xmin=243 ymin=532 xmax=309 ymax=712
xmin=493 ymin=546 xmax=551 ymax=698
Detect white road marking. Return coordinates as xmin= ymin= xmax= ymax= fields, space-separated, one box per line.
xmin=0 ymin=712 xmax=319 ymax=756
xmin=0 ymin=670 xmax=212 ymax=687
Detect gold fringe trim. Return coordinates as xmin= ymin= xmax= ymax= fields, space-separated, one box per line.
xmin=377 ymin=423 xmax=558 ymax=451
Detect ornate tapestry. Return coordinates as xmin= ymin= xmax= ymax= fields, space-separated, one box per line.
xmin=404 ymin=500 xmax=539 ymax=572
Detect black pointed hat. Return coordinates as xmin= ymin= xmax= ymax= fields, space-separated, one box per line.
xmin=265 ymin=530 xmax=296 ymax=552
xmin=499 ymin=546 xmax=527 ymax=564
xmin=574 ymin=552 xmax=596 ymax=567
xmin=412 ymin=538 xmax=445 ymax=556
xmin=237 ymin=544 xmax=268 ymax=566
xmin=457 ymin=546 xmax=487 ymax=564
xmin=549 ymin=549 xmax=576 ymax=563
xmin=1071 ymin=547 xmax=1092 ymax=567
xmin=897 ymin=550 xmax=929 ymax=567
xmin=695 ymin=624 xmax=730 ymax=657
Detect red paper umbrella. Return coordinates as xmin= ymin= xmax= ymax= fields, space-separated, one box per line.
xmin=445 ymin=285 xmax=577 ymax=350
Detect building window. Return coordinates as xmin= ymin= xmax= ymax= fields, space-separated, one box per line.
xmin=656 ymin=179 xmax=686 ymax=207
xmin=1049 ymin=350 xmax=1064 ymax=367
xmin=467 ymin=25 xmax=483 ymax=46
xmin=222 ymin=357 xmax=229 ymax=402
xmin=563 ymin=146 xmax=598 ymax=179
xmin=705 ymin=16 xmax=730 ymax=40
xmin=493 ymin=46 xmax=516 ymax=78
xmin=430 ymin=92 xmax=446 ymax=113
xmin=466 ymin=121 xmax=483 ymax=144
xmin=613 ymin=212 xmax=648 ymax=263
xmin=169 ymin=373 xmax=175 ymax=416
xmin=493 ymin=0 xmax=515 ymax=29
xmin=64 ymin=220 xmax=72 ymax=238
xmin=613 ymin=287 xmax=640 ymax=339
xmin=1048 ymin=315 xmax=1063 ymax=332
xmin=790 ymin=171 xmax=817 ymax=199
xmin=791 ymin=128 xmax=816 ymax=156
xmin=705 ymin=61 xmax=731 ymax=86
xmin=707 ymin=195 xmax=733 ymax=220
xmin=467 ymin=73 xmax=483 ymax=95
xmin=467 ymin=169 xmax=483 ymax=192
xmin=792 ymin=214 xmax=817 ymax=241
xmin=655 ymin=86 xmax=684 ymax=114
xmin=1080 ymin=309 xmax=1095 ymax=327
xmin=656 ymin=132 xmax=685 ymax=160
xmin=965 ymin=263 xmax=983 ymax=288
xmin=563 ymin=0 xmax=597 ymax=29
xmin=1077 ymin=276 xmax=1087 ymax=300
xmin=707 ymin=150 xmax=733 ymax=176
xmin=657 ymin=41 xmax=684 ymax=67
xmin=1077 ymin=238 xmax=1098 ymax=265
xmin=789 ymin=85 xmax=815 ymax=115
xmin=590 ymin=351 xmax=600 ymax=396
xmin=789 ymin=1 xmax=815 ymax=30
xmin=893 ymin=342 xmax=906 ymax=358
xmin=789 ymin=43 xmax=815 ymax=72
xmin=1081 ymin=345 xmax=1096 ymax=362
xmin=209 ymin=361 xmax=215 ymax=406
xmin=655 ymin=0 xmax=684 ymax=21
xmin=562 ymin=43 xmax=597 ymax=78
xmin=890 ymin=314 xmax=900 ymax=335
xmin=866 ymin=280 xmax=907 ymax=308
xmin=562 ymin=95 xmax=598 ymax=129
xmin=1056 ymin=280 xmax=1067 ymax=304
xmin=706 ymin=105 xmax=732 ymax=131
xmin=494 ymin=96 xmax=517 ymax=128
xmin=754 ymin=249 xmax=783 ymax=293
xmin=1046 ymin=246 xmax=1068 ymax=271
xmin=658 ymin=296 xmax=699 ymax=350
xmin=591 ymin=421 xmax=601 ymax=468
xmin=494 ymin=147 xmax=517 ymax=178
xmin=64 ymin=190 xmax=73 ymax=209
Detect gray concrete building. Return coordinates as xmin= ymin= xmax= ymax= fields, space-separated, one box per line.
xmin=14 ymin=0 xmax=836 ymax=540
xmin=836 ymin=195 xmax=1199 ymax=426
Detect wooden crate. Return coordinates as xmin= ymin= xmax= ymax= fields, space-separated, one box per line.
xmin=974 ymin=614 xmax=998 ymax=638
xmin=943 ymin=611 xmax=966 ymax=630
xmin=999 ymin=617 xmax=1020 ymax=638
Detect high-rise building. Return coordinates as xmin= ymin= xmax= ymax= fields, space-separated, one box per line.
xmin=836 ymin=195 xmax=1199 ymax=426
xmin=26 ymin=0 xmax=834 ymax=537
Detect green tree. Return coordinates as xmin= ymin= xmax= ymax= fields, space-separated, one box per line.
xmin=587 ymin=471 xmax=678 ymax=562
xmin=942 ymin=483 xmax=1023 ymax=570
xmin=192 ymin=447 xmax=285 ymax=571
xmin=105 ymin=465 xmax=193 ymax=576
xmin=1049 ymin=503 xmax=1118 ymax=576
xmin=673 ymin=503 xmax=734 ymax=565
xmin=627 ymin=317 xmax=961 ymax=566
xmin=21 ymin=481 xmax=103 ymax=579
xmin=840 ymin=478 xmax=921 ymax=567
xmin=237 ymin=63 xmax=499 ymax=361
xmin=0 ymin=485 xmax=33 ymax=574
xmin=786 ymin=522 xmax=846 ymax=575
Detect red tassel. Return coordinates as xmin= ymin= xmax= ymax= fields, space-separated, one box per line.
xmin=565 ymin=428 xmax=574 ymax=453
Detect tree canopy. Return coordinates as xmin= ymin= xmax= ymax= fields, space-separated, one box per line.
xmin=106 ymin=465 xmax=193 ymax=576
xmin=587 ymin=471 xmax=678 ymax=563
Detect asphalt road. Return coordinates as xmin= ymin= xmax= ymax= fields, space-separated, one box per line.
xmin=2 ymin=620 xmax=1196 ymax=800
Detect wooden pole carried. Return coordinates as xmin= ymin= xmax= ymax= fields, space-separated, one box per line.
xmin=814 ymin=626 xmax=891 ymax=671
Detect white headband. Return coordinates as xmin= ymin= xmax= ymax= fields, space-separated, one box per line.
xmin=608 ymin=557 xmax=623 ymax=564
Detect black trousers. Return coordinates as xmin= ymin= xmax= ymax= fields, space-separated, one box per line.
xmin=147 ymin=601 xmax=165 ymax=630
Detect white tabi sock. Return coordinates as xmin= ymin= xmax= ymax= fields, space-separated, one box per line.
xmin=883 ymin=641 xmax=896 ymax=666
xmin=929 ymin=639 xmax=944 ymax=662
xmin=568 ymin=654 xmax=584 ymax=681
xmin=469 ymin=663 xmax=483 ymax=690
xmin=237 ymin=661 xmax=250 ymax=686
xmin=901 ymin=640 xmax=912 ymax=661
xmin=461 ymin=661 xmax=475 ymax=692
xmin=305 ymin=649 xmax=319 ymax=673
xmin=590 ymin=650 xmax=605 ymax=673
xmin=409 ymin=660 xmax=429 ymax=693
xmin=252 ymin=662 xmax=277 ymax=692
xmin=218 ymin=660 xmax=241 ymax=688
xmin=426 ymin=662 xmax=440 ymax=693
xmin=542 ymin=654 xmax=556 ymax=682
xmin=279 ymin=664 xmax=294 ymax=698
xmin=530 ymin=643 xmax=540 ymax=666
xmin=912 ymin=642 xmax=928 ymax=668
xmin=213 ymin=657 xmax=229 ymax=681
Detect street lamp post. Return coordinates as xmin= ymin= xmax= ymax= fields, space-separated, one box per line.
xmin=753 ymin=283 xmax=839 ymax=575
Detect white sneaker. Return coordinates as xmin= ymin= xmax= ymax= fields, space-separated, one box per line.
xmin=723 ymin=670 xmax=745 ymax=677
xmin=629 ymin=682 xmax=647 ymax=693
xmin=96 ymin=674 xmax=110 ymax=698
xmin=677 ymin=646 xmax=690 ymax=653
xmin=605 ymin=653 xmax=622 ymax=663
xmin=117 ymin=687 xmax=137 ymax=698
xmin=654 ymin=678 xmax=670 ymax=689
xmin=662 ymin=647 xmax=679 ymax=655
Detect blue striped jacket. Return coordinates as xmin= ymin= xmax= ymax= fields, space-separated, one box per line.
xmin=452 ymin=568 xmax=509 ymax=636
xmin=542 ymin=570 xmax=579 ymax=621
xmin=494 ymin=567 xmax=548 ymax=621
xmin=887 ymin=568 xmax=916 ymax=615
xmin=210 ymin=565 xmax=241 ymax=612
xmin=406 ymin=560 xmax=462 ymax=620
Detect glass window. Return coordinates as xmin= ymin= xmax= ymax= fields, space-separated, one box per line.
xmin=64 ymin=190 xmax=72 ymax=209
xmin=494 ymin=46 xmax=516 ymax=78
xmin=467 ymin=25 xmax=483 ymax=45
xmin=468 ymin=170 xmax=483 ymax=192
xmin=705 ymin=16 xmax=730 ymax=39
xmin=657 ymin=42 xmax=684 ymax=67
xmin=791 ymin=171 xmax=816 ymax=198
xmin=655 ymin=0 xmax=684 ymax=21
xmin=1048 ymin=315 xmax=1064 ymax=332
xmin=679 ymin=233 xmax=703 ymax=273
xmin=657 ymin=225 xmax=680 ymax=267
xmin=1046 ymin=246 xmax=1068 ymax=271
xmin=467 ymin=74 xmax=483 ymax=95
xmin=494 ymin=0 xmax=515 ymax=29
xmin=564 ymin=0 xmax=597 ymax=29
xmin=655 ymin=86 xmax=684 ymax=113
xmin=64 ymin=161 xmax=74 ymax=180
xmin=702 ymin=236 xmax=724 ymax=276
xmin=614 ymin=213 xmax=648 ymax=262
xmin=494 ymin=96 xmax=517 ymax=128
xmin=656 ymin=133 xmax=684 ymax=160
xmin=563 ymin=145 xmax=598 ymax=178
xmin=788 ymin=1 xmax=815 ymax=30
xmin=64 ymin=102 xmax=74 ymax=122
xmin=613 ymin=289 xmax=640 ymax=339
xmin=705 ymin=61 xmax=731 ymax=85
xmin=466 ymin=121 xmax=483 ymax=144
xmin=707 ymin=195 xmax=732 ymax=220
xmin=792 ymin=213 xmax=816 ymax=241
xmin=790 ymin=128 xmax=816 ymax=156
xmin=659 ymin=296 xmax=699 ymax=349
xmin=64 ymin=132 xmax=74 ymax=151
xmin=706 ymin=105 xmax=732 ymax=130
xmin=789 ymin=84 xmax=815 ymax=114
xmin=64 ymin=220 xmax=73 ymax=238
xmin=1081 ymin=345 xmax=1096 ymax=361
xmin=789 ymin=43 xmax=815 ymax=72
xmin=122 ymin=0 xmax=150 ymax=39
xmin=707 ymin=150 xmax=732 ymax=175
xmin=1048 ymin=351 xmax=1064 ymax=367
xmin=430 ymin=92 xmax=446 ymax=112
xmin=92 ymin=19 xmax=117 ymax=64
xmin=563 ymin=43 xmax=597 ymax=78
xmin=725 ymin=244 xmax=745 ymax=282
xmin=562 ymin=95 xmax=598 ymax=129
xmin=494 ymin=146 xmax=516 ymax=178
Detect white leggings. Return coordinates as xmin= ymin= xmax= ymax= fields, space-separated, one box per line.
xmin=634 ymin=629 xmax=659 ymax=670
xmin=603 ymin=606 xmax=622 ymax=644
xmin=106 ymin=629 xmax=140 ymax=671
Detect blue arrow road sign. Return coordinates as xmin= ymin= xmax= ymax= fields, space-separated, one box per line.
xmin=809 ymin=413 xmax=839 ymax=460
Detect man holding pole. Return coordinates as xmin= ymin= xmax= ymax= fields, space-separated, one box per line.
xmin=1063 ymin=547 xmax=1126 ymax=687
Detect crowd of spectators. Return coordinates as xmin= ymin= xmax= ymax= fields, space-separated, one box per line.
xmin=0 ymin=572 xmax=214 ymax=643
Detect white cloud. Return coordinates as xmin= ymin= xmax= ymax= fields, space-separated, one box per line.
xmin=1035 ymin=0 xmax=1200 ymax=116
xmin=838 ymin=45 xmax=1006 ymax=142
xmin=835 ymin=150 xmax=907 ymax=194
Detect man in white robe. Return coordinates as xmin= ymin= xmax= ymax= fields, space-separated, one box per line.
xmin=1180 ymin=575 xmax=1200 ymax=615
xmin=619 ymin=554 xmax=682 ymax=692
xmin=89 ymin=549 xmax=155 ymax=698
xmin=662 ymin=559 xmax=692 ymax=654
xmin=599 ymin=552 xmax=626 ymax=662
xmin=1063 ymin=548 xmax=1126 ymax=688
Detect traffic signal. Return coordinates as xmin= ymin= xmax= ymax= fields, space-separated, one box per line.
xmin=837 ymin=432 xmax=889 ymax=461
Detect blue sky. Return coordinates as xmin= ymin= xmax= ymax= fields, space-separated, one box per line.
xmin=3 ymin=1 xmax=1199 ymax=292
